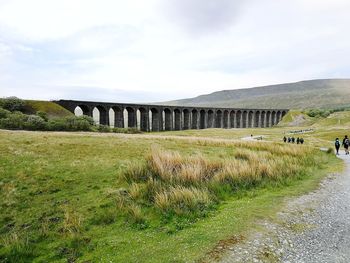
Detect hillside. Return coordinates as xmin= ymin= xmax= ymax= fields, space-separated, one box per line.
xmin=24 ymin=100 xmax=73 ymax=118
xmin=164 ymin=79 xmax=350 ymax=109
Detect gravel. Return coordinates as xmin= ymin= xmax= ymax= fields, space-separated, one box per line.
xmin=220 ymin=153 xmax=350 ymax=263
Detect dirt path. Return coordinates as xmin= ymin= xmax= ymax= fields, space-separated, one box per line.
xmin=220 ymin=151 xmax=350 ymax=263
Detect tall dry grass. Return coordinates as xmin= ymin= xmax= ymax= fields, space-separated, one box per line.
xmin=118 ymin=142 xmax=317 ymax=223
xmin=146 ymin=146 xmax=222 ymax=185
xmin=154 ymin=186 xmax=211 ymax=215
xmin=61 ymin=205 xmax=82 ymax=235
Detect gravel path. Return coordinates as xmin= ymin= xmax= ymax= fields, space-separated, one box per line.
xmin=221 ymin=152 xmax=350 ymax=263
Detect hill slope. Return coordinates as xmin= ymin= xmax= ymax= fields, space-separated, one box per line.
xmin=165 ymin=79 xmax=350 ymax=109
xmin=24 ymin=100 xmax=73 ymax=118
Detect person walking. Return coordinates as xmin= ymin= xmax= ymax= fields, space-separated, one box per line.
xmin=343 ymin=135 xmax=350 ymax=155
xmin=297 ymin=137 xmax=300 ymax=144
xmin=335 ymin=138 xmax=341 ymax=155
xmin=283 ymin=136 xmax=287 ymax=143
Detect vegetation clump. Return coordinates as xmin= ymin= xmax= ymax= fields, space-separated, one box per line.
xmin=0 ymin=97 xmax=109 ymax=132
xmin=0 ymin=97 xmax=25 ymax=112
xmin=115 ymin=144 xmax=319 ymax=228
xmin=0 ymin=97 xmax=145 ymax=133
xmin=305 ymin=106 xmax=350 ymax=118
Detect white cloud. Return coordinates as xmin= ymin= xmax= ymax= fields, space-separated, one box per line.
xmin=0 ymin=0 xmax=349 ymax=102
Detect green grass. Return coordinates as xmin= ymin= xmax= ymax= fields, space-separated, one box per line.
xmin=312 ymin=111 xmax=350 ymax=128
xmin=277 ymin=110 xmax=316 ymax=127
xmin=24 ymin=100 xmax=73 ymax=118
xmin=0 ymin=129 xmax=342 ymax=262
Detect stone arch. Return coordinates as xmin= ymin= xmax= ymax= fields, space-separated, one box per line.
xmin=112 ymin=106 xmax=124 ymax=128
xmin=242 ymin=111 xmax=248 ymax=128
xmin=139 ymin=107 xmax=149 ymax=131
xmin=248 ymin=111 xmax=254 ymax=128
xmin=183 ymin=109 xmax=190 ymax=130
xmin=216 ymin=110 xmax=223 ymax=128
xmin=230 ymin=111 xmax=236 ymax=128
xmin=223 ymin=110 xmax=229 ymax=128
xmin=191 ymin=109 xmax=198 ymax=129
xmin=260 ymin=111 xmax=266 ymax=128
xmin=208 ymin=110 xmax=214 ymax=128
xmin=126 ymin=107 xmax=136 ymax=128
xmin=276 ymin=111 xmax=282 ymax=124
xmin=151 ymin=108 xmax=160 ymax=131
xmin=254 ymin=111 xmax=260 ymax=128
xmin=271 ymin=111 xmax=277 ymax=126
xmin=282 ymin=111 xmax=287 ymax=118
xmin=174 ymin=109 xmax=181 ymax=130
xmin=266 ymin=111 xmax=271 ymax=127
xmin=236 ymin=110 xmax=242 ymax=128
xmin=200 ymin=110 xmax=206 ymax=129
xmin=93 ymin=105 xmax=108 ymax=125
xmin=74 ymin=105 xmax=91 ymax=117
xmin=164 ymin=108 xmax=172 ymax=131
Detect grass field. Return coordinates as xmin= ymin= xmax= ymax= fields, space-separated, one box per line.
xmin=0 ymin=123 xmax=343 ymax=262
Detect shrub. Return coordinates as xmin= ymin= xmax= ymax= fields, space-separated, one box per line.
xmin=0 ymin=107 xmax=11 ymax=119
xmin=97 ymin=125 xmax=111 ymax=133
xmin=23 ymin=115 xmax=48 ymax=131
xmin=0 ymin=111 xmax=28 ymax=129
xmin=48 ymin=116 xmax=92 ymax=131
xmin=305 ymin=109 xmax=331 ymax=118
xmin=80 ymin=115 xmax=94 ymax=125
xmin=36 ymin=111 xmax=48 ymax=121
xmin=0 ymin=97 xmax=25 ymax=112
xmin=47 ymin=118 xmax=67 ymax=131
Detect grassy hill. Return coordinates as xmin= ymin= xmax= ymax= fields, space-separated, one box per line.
xmin=164 ymin=79 xmax=350 ymax=109
xmin=24 ymin=100 xmax=73 ymax=118
xmin=277 ymin=109 xmax=350 ymax=128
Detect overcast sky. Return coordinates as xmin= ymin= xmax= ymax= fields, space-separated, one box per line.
xmin=1 ymin=0 xmax=350 ymax=103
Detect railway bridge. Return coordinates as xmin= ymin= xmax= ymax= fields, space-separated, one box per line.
xmin=54 ymin=100 xmax=288 ymax=132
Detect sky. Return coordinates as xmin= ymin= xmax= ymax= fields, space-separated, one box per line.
xmin=0 ymin=0 xmax=350 ymax=103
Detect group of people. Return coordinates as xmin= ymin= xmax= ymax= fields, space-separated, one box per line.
xmin=283 ymin=136 xmax=305 ymax=144
xmin=335 ymin=136 xmax=350 ymax=155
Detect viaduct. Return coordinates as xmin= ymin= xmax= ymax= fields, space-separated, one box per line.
xmin=54 ymin=100 xmax=289 ymax=132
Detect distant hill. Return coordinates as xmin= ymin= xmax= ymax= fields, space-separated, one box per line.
xmin=164 ymin=79 xmax=350 ymax=109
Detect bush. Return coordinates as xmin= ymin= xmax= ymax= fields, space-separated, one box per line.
xmin=0 ymin=112 xmax=28 ymax=129
xmin=48 ymin=116 xmax=92 ymax=131
xmin=0 ymin=97 xmax=25 ymax=112
xmin=36 ymin=111 xmax=48 ymax=121
xmin=112 ymin=127 xmax=141 ymax=134
xmin=24 ymin=115 xmax=48 ymax=131
xmin=0 ymin=107 xmax=11 ymax=119
xmin=80 ymin=115 xmax=94 ymax=126
xmin=97 ymin=125 xmax=111 ymax=133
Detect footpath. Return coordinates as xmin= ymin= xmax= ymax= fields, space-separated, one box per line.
xmin=221 ymin=152 xmax=350 ymax=263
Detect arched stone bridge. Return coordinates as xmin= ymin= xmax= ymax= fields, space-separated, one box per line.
xmin=54 ymin=100 xmax=288 ymax=132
